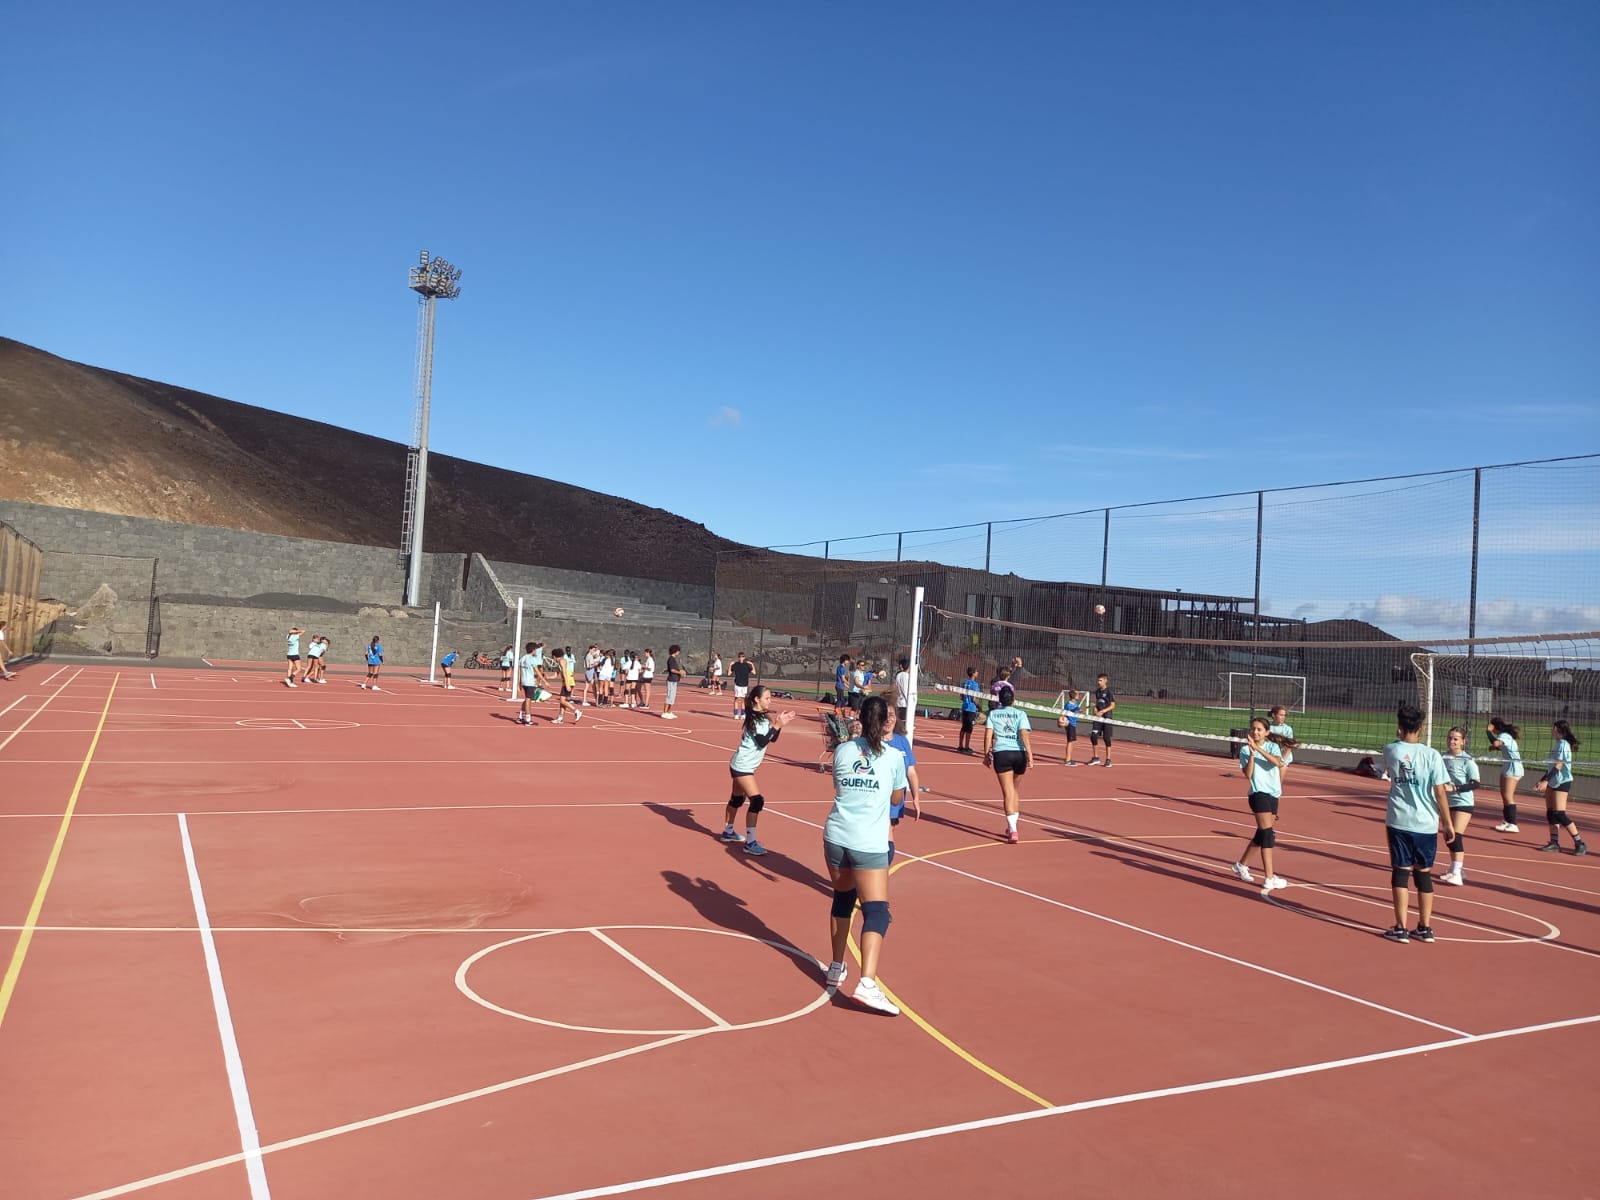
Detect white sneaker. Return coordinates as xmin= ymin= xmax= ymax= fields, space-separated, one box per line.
xmin=853 ymin=978 xmax=899 ymax=1016
xmin=1263 ymin=876 xmax=1288 ymax=891
xmin=284 ymin=679 xmax=296 ymax=688
xmin=1230 ymin=862 xmax=1253 ymax=883
xmin=445 ymin=684 xmax=456 ymax=690
xmin=1439 ymin=870 xmax=1463 ymax=886
xmin=552 ymin=717 xmax=564 ymax=724
xmin=573 ymin=709 xmax=582 ymax=723
xmin=661 ymin=712 xmax=677 ymax=720
xmin=825 ymin=961 xmax=848 ymax=989
xmin=1494 ymin=822 xmax=1519 ymax=833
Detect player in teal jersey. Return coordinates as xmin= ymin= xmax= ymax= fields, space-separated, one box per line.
xmin=983 ymin=683 xmax=1033 ymax=844
xmin=1533 ymin=720 xmax=1587 ymax=855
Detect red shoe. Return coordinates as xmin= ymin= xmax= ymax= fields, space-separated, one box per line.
xmin=1005 ymin=829 xmax=1020 ymax=844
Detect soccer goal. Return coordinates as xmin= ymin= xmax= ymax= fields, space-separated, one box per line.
xmin=1219 ymin=672 xmax=1306 ymax=713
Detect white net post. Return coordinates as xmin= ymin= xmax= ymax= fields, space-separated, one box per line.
xmin=428 ymin=601 xmax=441 ymax=684
xmin=906 ymin=586 xmax=925 ymax=743
xmin=504 ymin=598 xmax=525 ymax=701
xmin=1411 ymin=651 xmax=1435 ymax=747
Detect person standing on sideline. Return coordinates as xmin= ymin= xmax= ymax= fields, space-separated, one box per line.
xmin=893 ymin=657 xmax=912 ymax=730
xmin=662 ymin=645 xmax=686 ymax=719
xmin=581 ymin=645 xmax=601 ymax=706
xmin=548 ymin=648 xmax=582 ymax=725
xmin=1380 ymin=704 xmax=1452 ymax=943
xmin=639 ymin=648 xmax=656 ymax=710
xmin=304 ymin=635 xmax=328 ymax=683
xmin=710 ymin=652 xmax=724 ymax=695
xmin=821 ymin=694 xmax=907 ymax=1015
xmin=440 ymin=649 xmax=459 ymax=689
xmin=1231 ymin=717 xmax=1288 ymax=893
xmin=284 ymin=626 xmax=305 ymax=687
xmin=983 ymin=682 xmax=1033 ymax=844
xmin=362 ymin=636 xmax=384 ymax=689
xmin=719 ymin=684 xmax=795 ymax=856
xmin=1088 ymin=672 xmax=1116 ymax=767
xmin=516 ymin=641 xmax=544 ymax=726
xmin=1534 ymin=720 xmax=1588 ymax=855
xmin=0 ymin=620 xmax=17 ymax=679
xmin=729 ymin=651 xmax=756 ymax=719
xmin=499 ymin=645 xmax=515 ymax=692
xmin=1485 ymin=716 xmax=1524 ymax=832
xmin=957 ymin=666 xmax=981 ymax=755
xmin=1057 ymin=689 xmax=1083 ymax=765
xmin=834 ymin=655 xmax=853 ymax=717
xmin=1439 ymin=726 xmax=1479 ymax=884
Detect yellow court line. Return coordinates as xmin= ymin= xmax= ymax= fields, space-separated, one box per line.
xmin=0 ymin=674 xmax=119 ymax=1030
xmin=846 ymin=838 xmax=1057 ymax=1110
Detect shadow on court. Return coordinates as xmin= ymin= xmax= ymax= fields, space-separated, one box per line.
xmin=660 ymin=870 xmax=824 ymax=985
xmin=643 ymin=802 xmax=833 ymax=895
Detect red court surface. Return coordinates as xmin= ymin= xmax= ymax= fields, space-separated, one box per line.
xmin=2 ymin=662 xmax=1597 ymax=1199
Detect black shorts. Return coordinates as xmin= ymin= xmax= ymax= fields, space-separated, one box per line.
xmin=1387 ymin=827 xmax=1438 ymax=869
xmin=561 ymin=686 xmax=573 ymax=698
xmin=1063 ymin=725 xmax=1077 ymax=743
xmin=835 ymin=686 xmax=848 ymax=706
xmin=1247 ymin=791 xmax=1280 ymax=816
xmin=287 ymin=655 xmax=300 ymax=662
xmin=847 ymin=692 xmax=861 ymax=711
xmin=730 ymin=767 xmax=755 ymax=780
xmin=992 ymin=750 xmax=1028 ymax=776
xmin=1092 ymin=721 xmax=1113 ymax=743
xmin=521 ymin=682 xmax=541 ymax=699
xmin=960 ymin=709 xmax=976 ymax=733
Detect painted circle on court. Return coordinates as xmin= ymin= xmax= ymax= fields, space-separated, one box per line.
xmin=456 ymin=924 xmax=831 ymax=1035
xmin=235 ymin=717 xmax=360 ymax=730
xmin=1264 ymin=882 xmax=1559 ymax=943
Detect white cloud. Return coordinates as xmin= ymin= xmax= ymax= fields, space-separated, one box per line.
xmin=709 ymin=406 xmax=742 ymax=428
xmin=1338 ymin=594 xmax=1600 ymax=637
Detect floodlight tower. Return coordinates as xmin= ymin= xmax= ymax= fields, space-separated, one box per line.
xmin=401 ymin=250 xmax=462 ymax=606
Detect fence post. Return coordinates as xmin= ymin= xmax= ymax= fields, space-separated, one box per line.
xmin=1468 ymin=467 xmax=1481 ymax=694
xmin=706 ymin=552 xmax=720 ymax=678
xmin=1250 ymin=491 xmax=1263 ymax=714
xmin=984 ymin=523 xmax=992 ymax=573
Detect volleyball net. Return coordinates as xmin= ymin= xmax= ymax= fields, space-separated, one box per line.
xmin=913 ymin=606 xmax=1598 ymax=773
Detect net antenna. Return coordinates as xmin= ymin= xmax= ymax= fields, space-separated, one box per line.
xmin=401 ymin=250 xmax=463 ymax=607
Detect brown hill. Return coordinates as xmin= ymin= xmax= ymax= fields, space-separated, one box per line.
xmin=0 ymin=337 xmax=743 ymax=585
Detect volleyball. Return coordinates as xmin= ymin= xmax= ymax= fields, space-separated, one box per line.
xmin=613 ymin=607 xmax=625 ymax=617
xmin=1094 ymin=604 xmax=1107 ymax=616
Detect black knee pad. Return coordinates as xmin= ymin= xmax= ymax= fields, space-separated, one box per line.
xmin=1556 ymin=812 xmax=1574 ymax=828
xmin=861 ymin=900 xmax=892 ymax=936
xmin=1251 ymin=829 xmax=1266 ymax=847
xmin=830 ymin=888 xmax=858 ymax=918
xmin=1548 ymin=810 xmax=1561 ymax=825
xmin=1449 ymin=835 xmax=1464 ymax=854
xmin=1260 ymin=829 xmax=1276 ymax=849
xmin=1415 ymin=868 xmax=1434 ymax=894
xmin=727 ymin=794 xmax=746 ymax=811
xmin=747 ymin=794 xmax=765 ymax=815
xmin=1391 ymin=866 xmax=1410 ymax=888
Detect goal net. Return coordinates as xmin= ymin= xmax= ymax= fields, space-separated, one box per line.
xmin=1221 ymin=672 xmax=1306 ymax=712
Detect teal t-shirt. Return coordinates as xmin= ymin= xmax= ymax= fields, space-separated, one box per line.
xmin=1548 ymin=740 xmax=1574 ymax=788
xmin=824 ymin=738 xmax=908 ymax=853
xmin=986 ymin=707 xmax=1031 ymax=752
xmin=1239 ymin=741 xmax=1284 ymax=797
xmin=1493 ymin=732 xmax=1523 ymax=778
xmin=730 ymin=716 xmax=778 ymax=774
xmin=1442 ymin=751 xmax=1479 ymax=807
xmin=1384 ymin=740 xmax=1448 ymax=834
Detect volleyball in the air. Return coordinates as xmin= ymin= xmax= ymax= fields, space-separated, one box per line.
xmin=1094 ymin=604 xmax=1107 ymax=616
xmin=613 ymin=607 xmax=625 ymax=617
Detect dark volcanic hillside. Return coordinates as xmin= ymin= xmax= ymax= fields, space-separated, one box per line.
xmin=0 ymin=338 xmax=744 ymax=584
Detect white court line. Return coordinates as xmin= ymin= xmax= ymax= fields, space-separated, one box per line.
xmin=177 ymin=813 xmax=271 ymax=1199
xmin=149 ymin=673 xmax=156 ymax=690
xmin=587 ymin=929 xmax=731 ymax=1028
xmin=773 ymin=808 xmax=1469 ymax=1037
xmin=522 ymin=1012 xmax=1600 ymax=1200
xmin=42 ymin=665 xmax=68 ymax=685
xmin=75 ymin=1033 xmax=708 ymax=1199
xmin=0 ymin=693 xmax=26 ymax=722
xmin=0 ymin=669 xmax=83 ymax=755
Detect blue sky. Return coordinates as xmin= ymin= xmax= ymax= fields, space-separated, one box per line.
xmin=4 ymin=2 xmax=1597 ymax=638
